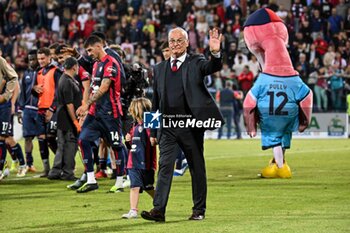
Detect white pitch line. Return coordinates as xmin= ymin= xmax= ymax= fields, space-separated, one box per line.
xmin=2 ymin=148 xmax=349 ymax=180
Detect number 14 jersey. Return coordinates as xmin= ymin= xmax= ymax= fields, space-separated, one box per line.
xmin=250 ymin=73 xmax=310 ymax=134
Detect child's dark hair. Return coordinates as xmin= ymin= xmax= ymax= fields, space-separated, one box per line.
xmin=128 ymin=97 xmax=152 ymax=123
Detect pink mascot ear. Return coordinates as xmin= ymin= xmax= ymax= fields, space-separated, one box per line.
xmin=243 ymin=8 xmax=297 ymax=76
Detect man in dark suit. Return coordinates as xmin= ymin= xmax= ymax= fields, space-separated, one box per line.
xmin=141 ymin=27 xmax=224 ymax=222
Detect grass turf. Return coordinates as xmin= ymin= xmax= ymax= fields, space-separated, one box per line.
xmin=0 ymin=139 xmax=349 ymax=233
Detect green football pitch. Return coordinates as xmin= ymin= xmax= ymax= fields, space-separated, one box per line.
xmin=1 ymin=139 xmax=349 ymax=233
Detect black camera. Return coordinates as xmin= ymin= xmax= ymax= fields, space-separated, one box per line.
xmin=121 ymin=62 xmax=150 ymax=134
xmin=122 ymin=62 xmax=149 ymax=100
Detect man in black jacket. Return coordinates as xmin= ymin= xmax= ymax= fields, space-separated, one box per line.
xmin=141 ymin=27 xmax=224 ymax=222
xmin=48 ymin=57 xmax=82 ymax=180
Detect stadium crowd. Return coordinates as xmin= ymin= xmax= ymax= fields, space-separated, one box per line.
xmin=0 ymin=0 xmax=349 ymax=220
xmin=0 ymin=0 xmax=350 ymax=112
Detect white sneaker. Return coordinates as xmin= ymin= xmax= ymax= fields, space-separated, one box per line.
xmin=3 ymin=168 xmax=10 ymax=177
xmin=0 ymin=162 xmax=10 ymax=180
xmin=0 ymin=170 xmax=9 ymax=180
xmin=106 ymin=167 xmax=113 ymax=175
xmin=122 ymin=210 xmax=138 ymax=219
xmin=16 ymin=166 xmax=26 ymax=177
xmin=122 ymin=179 xmax=130 ymax=188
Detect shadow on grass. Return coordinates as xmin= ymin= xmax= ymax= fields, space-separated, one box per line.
xmin=13 ymin=217 xmax=188 ymax=233
xmin=1 ymin=194 xmax=53 ymax=201
xmin=0 ymin=178 xmax=59 ymax=186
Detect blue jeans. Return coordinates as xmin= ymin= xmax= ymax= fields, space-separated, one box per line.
xmin=218 ymin=109 xmax=233 ymax=139
xmin=331 ymin=88 xmax=343 ymax=111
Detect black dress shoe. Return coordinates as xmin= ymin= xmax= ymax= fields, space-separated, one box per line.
xmin=141 ymin=209 xmax=165 ymax=222
xmin=47 ymin=174 xmax=61 ymax=180
xmin=188 ymin=211 xmax=205 ymax=220
xmin=39 ymin=171 xmax=49 ymax=178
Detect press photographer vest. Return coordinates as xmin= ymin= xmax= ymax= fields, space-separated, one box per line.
xmin=37 ymin=67 xmax=57 ymax=109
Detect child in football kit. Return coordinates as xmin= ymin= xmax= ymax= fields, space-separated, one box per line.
xmin=242 ymin=8 xmax=313 ymax=178
xmin=122 ymin=97 xmax=157 ymax=219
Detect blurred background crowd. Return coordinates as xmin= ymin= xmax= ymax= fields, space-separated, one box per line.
xmin=0 ymin=0 xmax=350 ymax=112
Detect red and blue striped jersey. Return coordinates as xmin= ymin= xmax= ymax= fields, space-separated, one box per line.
xmin=89 ymin=54 xmax=122 ymax=118
xmin=126 ymin=122 xmax=157 ymax=170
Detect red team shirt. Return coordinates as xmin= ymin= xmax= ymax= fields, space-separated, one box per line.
xmin=126 ymin=122 xmax=157 ymax=170
xmin=75 ymin=66 xmax=90 ymax=92
xmin=88 ymin=54 xmax=123 ymax=118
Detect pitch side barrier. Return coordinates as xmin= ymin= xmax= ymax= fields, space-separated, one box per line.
xmin=13 ymin=113 xmax=349 ymax=140
xmin=204 ymin=113 xmax=349 ymax=139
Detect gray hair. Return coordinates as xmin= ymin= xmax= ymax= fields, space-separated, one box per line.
xmin=168 ymin=27 xmax=188 ymax=41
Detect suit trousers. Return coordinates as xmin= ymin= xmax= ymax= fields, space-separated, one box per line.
xmin=154 ymin=127 xmax=206 ymax=214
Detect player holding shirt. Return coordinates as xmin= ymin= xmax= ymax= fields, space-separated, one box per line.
xmin=75 ymin=36 xmax=125 ymax=193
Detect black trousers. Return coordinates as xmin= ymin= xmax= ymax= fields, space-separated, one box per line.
xmin=49 ymin=129 xmax=77 ymax=179
xmin=154 ymin=127 xmax=206 ymax=214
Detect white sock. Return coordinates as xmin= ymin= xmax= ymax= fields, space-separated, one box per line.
xmin=80 ymin=173 xmax=87 ymax=181
xmin=87 ymin=172 xmax=97 ymax=184
xmin=115 ymin=176 xmax=123 ymax=188
xmin=273 ymin=146 xmax=284 ymax=168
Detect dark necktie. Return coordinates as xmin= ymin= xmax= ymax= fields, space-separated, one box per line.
xmin=171 ymin=59 xmax=178 ymax=72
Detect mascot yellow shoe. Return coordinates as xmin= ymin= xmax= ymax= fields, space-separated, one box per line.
xmin=261 ymin=161 xmax=278 ymax=178
xmin=276 ymin=163 xmax=292 ymax=178
xmin=261 ymin=160 xmax=292 ymax=178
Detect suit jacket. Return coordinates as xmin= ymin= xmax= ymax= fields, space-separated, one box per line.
xmin=151 ymin=53 xmax=224 ymax=139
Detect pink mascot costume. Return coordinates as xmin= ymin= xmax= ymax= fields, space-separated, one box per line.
xmin=243 ymin=8 xmax=313 ymax=178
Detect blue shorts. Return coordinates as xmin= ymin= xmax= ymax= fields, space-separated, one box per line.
xmin=0 ymin=107 xmax=11 ymax=136
xmin=37 ymin=110 xmax=57 ymax=136
xmin=260 ymin=115 xmax=296 ymax=150
xmin=23 ymin=108 xmax=40 ymax=137
xmin=128 ymin=168 xmax=155 ymax=192
xmin=79 ymin=114 xmax=123 ymax=148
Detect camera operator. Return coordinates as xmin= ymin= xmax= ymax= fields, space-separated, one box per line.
xmin=109 ymin=45 xmax=150 ymax=135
